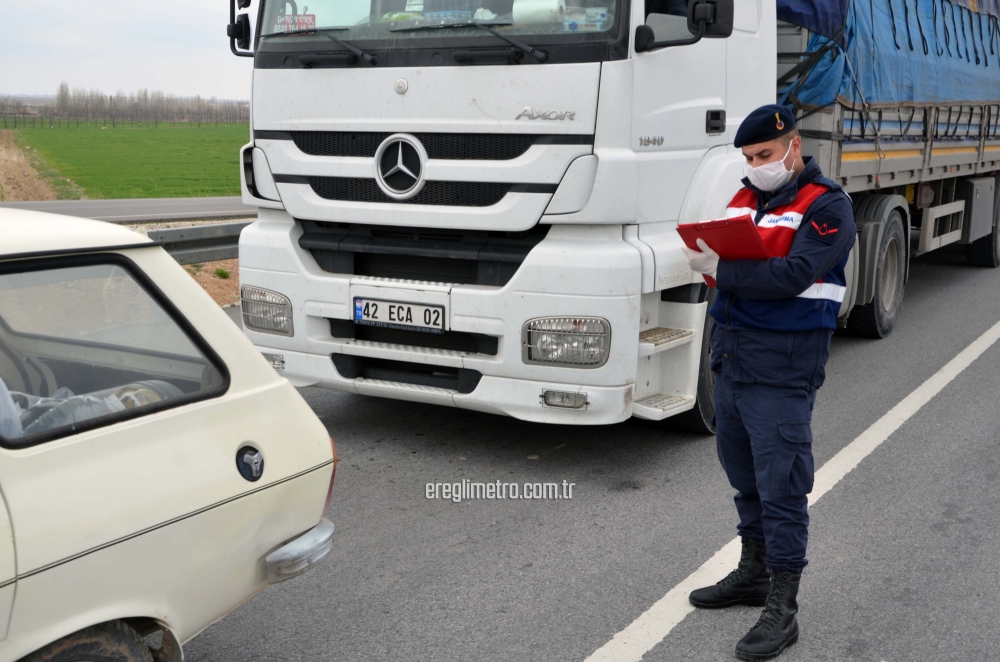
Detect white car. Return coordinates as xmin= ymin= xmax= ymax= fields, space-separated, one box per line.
xmin=0 ymin=210 xmax=336 ymax=662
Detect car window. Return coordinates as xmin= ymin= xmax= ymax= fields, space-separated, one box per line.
xmin=0 ymin=258 xmax=227 ymax=446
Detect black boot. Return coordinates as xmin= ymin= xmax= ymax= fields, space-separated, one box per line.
xmin=734 ymin=571 xmax=801 ymax=660
xmin=689 ymin=538 xmax=770 ymax=609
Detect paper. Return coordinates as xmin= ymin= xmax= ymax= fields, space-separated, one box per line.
xmin=566 ymin=6 xmax=608 ymax=20
xmin=425 ymin=10 xmax=473 ymax=20
xmin=273 ymin=14 xmax=316 ymax=32
xmin=513 ymin=0 xmax=566 ymax=25
xmin=563 ymin=19 xmax=604 ymax=31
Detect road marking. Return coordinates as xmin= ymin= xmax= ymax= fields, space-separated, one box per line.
xmin=586 ymin=319 xmax=1000 ymax=662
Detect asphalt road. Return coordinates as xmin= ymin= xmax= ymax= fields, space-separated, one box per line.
xmin=191 ymin=246 xmax=1000 ymax=662
xmin=0 ymin=196 xmax=254 ymax=223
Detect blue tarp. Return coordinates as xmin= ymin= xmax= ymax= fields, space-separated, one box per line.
xmin=953 ymin=0 xmax=1000 ymax=18
xmin=776 ymin=0 xmax=1000 ymax=42
xmin=777 ymin=0 xmax=850 ymax=43
xmin=785 ymin=0 xmax=1000 ymax=109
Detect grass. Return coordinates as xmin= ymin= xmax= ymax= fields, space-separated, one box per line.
xmin=14 ymin=123 xmax=249 ymax=199
xmin=10 ymin=132 xmax=86 ymax=200
xmin=214 ymin=268 xmax=231 ymax=279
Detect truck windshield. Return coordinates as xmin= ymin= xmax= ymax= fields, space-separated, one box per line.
xmin=258 ymin=0 xmax=618 ymax=46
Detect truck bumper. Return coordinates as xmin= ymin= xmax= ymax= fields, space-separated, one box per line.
xmin=254 ymin=344 xmax=636 ymax=424
xmin=239 ymin=211 xmax=643 ymax=425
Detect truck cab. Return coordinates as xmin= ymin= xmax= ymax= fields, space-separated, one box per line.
xmin=233 ymin=0 xmax=1000 ymax=431
xmin=234 ymin=0 xmax=767 ymax=432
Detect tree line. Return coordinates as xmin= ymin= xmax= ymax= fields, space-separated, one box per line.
xmin=0 ymin=82 xmax=250 ymax=129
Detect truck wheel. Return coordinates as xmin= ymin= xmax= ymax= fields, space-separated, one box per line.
xmin=966 ymin=190 xmax=1000 ymax=267
xmin=671 ymin=289 xmax=716 ymax=435
xmin=20 ymin=621 xmax=154 ymax=662
xmin=846 ymin=209 xmax=906 ymax=339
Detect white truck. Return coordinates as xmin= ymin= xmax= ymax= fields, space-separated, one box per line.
xmin=228 ymin=0 xmax=1000 ymax=433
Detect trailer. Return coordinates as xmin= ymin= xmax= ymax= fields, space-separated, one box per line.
xmin=228 ymin=0 xmax=1000 ymax=432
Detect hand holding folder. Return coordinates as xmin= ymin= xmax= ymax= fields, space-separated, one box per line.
xmin=677 ymin=215 xmax=770 ymax=287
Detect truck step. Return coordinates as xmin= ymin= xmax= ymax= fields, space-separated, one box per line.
xmin=638 ymin=327 xmax=696 ymax=357
xmin=632 ymin=393 xmax=695 ymax=420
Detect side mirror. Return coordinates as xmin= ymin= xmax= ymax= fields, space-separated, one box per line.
xmin=228 ymin=1 xmax=254 ymax=57
xmin=635 ymin=0 xmax=734 ymax=53
xmin=228 ymin=14 xmax=252 ymax=50
xmin=634 ymin=25 xmax=656 ymax=53
xmin=688 ymin=0 xmax=733 ymax=38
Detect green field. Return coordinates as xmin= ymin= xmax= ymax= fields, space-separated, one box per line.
xmin=15 ymin=124 xmax=250 ymax=199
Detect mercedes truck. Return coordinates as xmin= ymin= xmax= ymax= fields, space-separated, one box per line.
xmin=228 ymin=0 xmax=1000 ymax=432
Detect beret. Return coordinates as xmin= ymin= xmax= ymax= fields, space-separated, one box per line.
xmin=734 ymin=104 xmax=796 ymax=148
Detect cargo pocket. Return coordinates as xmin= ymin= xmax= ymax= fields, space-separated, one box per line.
xmin=769 ymin=422 xmax=815 ymax=498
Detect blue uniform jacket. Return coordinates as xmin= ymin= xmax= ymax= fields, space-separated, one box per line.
xmin=709 ymin=158 xmax=856 ymax=390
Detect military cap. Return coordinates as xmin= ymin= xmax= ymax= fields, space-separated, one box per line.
xmin=734 ymin=104 xmax=797 ymax=148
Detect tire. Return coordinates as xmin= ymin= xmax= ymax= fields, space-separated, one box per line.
xmin=670 ymin=289 xmax=717 ymax=435
xmin=846 ymin=209 xmax=906 ymax=339
xmin=966 ymin=185 xmax=1000 ymax=267
xmin=20 ymin=621 xmax=153 ymax=662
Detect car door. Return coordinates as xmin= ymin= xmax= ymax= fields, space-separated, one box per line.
xmin=0 ymin=249 xmax=332 ymax=652
xmin=631 ymin=1 xmax=729 ymax=223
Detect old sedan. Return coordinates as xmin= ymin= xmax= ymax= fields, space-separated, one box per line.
xmin=0 ymin=210 xmax=336 ymax=662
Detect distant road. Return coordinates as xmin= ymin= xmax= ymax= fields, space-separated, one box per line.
xmin=0 ymin=196 xmax=256 ymax=223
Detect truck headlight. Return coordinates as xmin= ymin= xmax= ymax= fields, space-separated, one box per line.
xmin=521 ymin=317 xmax=610 ymax=368
xmin=241 ymin=286 xmax=294 ymax=336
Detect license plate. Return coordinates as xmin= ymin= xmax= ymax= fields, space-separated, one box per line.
xmin=353 ymin=298 xmax=445 ymax=333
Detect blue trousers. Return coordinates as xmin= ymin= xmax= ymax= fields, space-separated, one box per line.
xmin=714 ymin=374 xmax=816 ymax=574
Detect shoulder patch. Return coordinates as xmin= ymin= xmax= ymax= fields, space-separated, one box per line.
xmin=808 ymin=213 xmax=842 ymax=244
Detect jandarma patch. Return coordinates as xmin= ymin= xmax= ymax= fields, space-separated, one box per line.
xmin=809 ymin=217 xmax=840 ymax=243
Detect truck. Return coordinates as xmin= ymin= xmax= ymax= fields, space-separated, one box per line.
xmin=227 ymin=0 xmax=1000 ymax=433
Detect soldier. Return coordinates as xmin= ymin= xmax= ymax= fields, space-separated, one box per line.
xmin=682 ymin=104 xmax=856 ymax=660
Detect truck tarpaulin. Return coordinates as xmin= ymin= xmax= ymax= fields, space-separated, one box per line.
xmin=777 ymin=0 xmax=850 ymax=43
xmin=782 ymin=0 xmax=1000 ymax=110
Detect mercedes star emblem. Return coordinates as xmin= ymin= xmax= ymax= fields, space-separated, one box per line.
xmin=374 ymin=134 xmax=427 ymax=200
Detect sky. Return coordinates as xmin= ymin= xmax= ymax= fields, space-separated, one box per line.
xmin=0 ymin=0 xmax=261 ymax=100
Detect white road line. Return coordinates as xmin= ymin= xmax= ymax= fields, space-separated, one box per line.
xmin=586 ymin=319 xmax=1000 ymax=662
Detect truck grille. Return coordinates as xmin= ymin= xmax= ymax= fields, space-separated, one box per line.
xmin=331 ymin=355 xmax=483 ymax=394
xmin=298 ymin=221 xmax=549 ymax=286
xmin=254 ymin=131 xmax=592 ymax=160
xmin=328 ymin=319 xmax=499 ymax=356
xmin=308 ymin=177 xmax=513 ymax=207
xmin=297 ymin=132 xmax=538 ymax=160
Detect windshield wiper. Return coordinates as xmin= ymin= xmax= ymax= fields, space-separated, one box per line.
xmin=262 ymin=27 xmax=378 ymax=65
xmin=391 ymin=22 xmax=548 ymax=62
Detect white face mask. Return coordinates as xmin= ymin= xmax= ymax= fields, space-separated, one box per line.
xmin=747 ymin=141 xmax=795 ymax=192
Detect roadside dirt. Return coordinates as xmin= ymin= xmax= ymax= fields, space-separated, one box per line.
xmin=184 ymin=259 xmax=241 ymax=307
xmin=0 ymin=129 xmax=57 ymax=202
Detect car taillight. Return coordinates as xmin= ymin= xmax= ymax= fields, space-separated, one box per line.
xmin=323 ymin=435 xmax=337 ymax=514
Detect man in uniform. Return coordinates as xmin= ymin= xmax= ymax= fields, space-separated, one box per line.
xmin=681 ymin=104 xmax=855 ymax=660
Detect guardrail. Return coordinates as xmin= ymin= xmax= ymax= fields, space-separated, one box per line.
xmin=148 ymin=221 xmax=251 ymax=265
xmin=0 ymin=197 xmax=255 ymax=224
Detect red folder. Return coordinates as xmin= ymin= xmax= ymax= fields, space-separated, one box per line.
xmin=677 ymin=215 xmax=770 ymax=287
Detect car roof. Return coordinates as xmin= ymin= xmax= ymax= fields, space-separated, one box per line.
xmin=0 ymin=208 xmax=154 ymax=259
